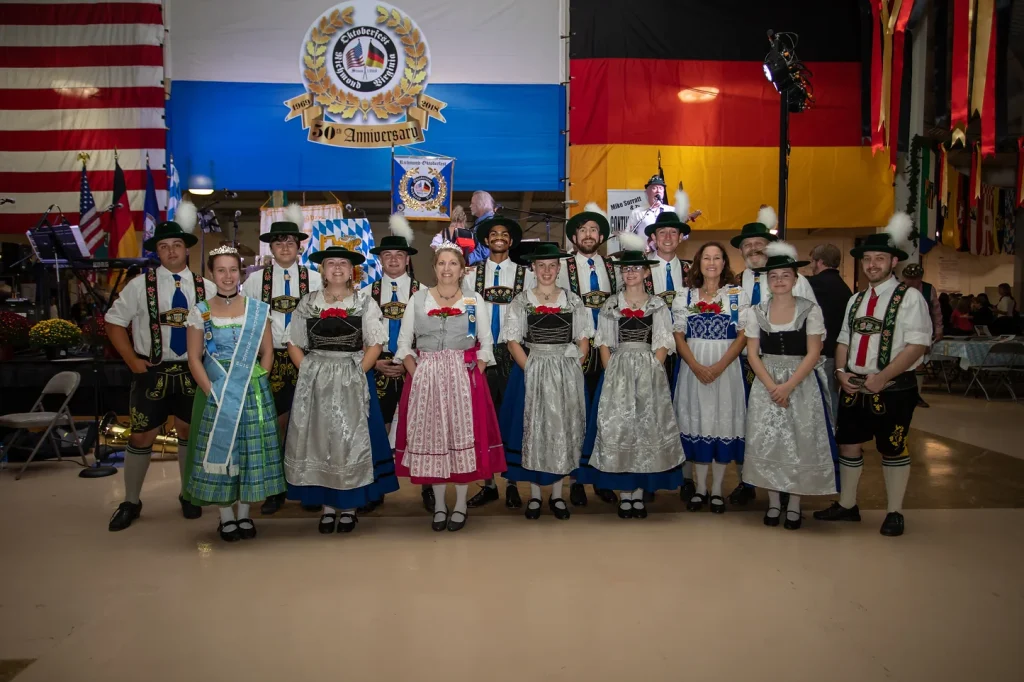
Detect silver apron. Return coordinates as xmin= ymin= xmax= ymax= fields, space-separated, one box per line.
xmin=742 ymin=354 xmax=837 ymax=495
xmin=522 ymin=342 xmax=586 ymax=475
xmin=592 ymin=342 xmax=685 ymax=473
xmin=284 ymin=349 xmax=374 ymax=491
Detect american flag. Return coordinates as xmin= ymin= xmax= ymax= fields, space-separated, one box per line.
xmin=346 ymin=41 xmax=364 ymax=69
xmin=0 ymin=1 xmax=167 ymax=235
xmin=79 ymin=163 xmax=103 ymax=255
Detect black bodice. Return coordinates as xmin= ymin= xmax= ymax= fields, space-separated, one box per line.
xmin=525 ymin=312 xmax=574 ymax=345
xmin=759 ymin=320 xmax=808 ymax=356
xmin=618 ymin=315 xmax=653 ymax=344
xmin=306 ymin=315 xmax=363 ymax=352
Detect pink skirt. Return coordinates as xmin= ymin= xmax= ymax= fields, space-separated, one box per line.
xmin=394 ymin=347 xmax=506 ymax=484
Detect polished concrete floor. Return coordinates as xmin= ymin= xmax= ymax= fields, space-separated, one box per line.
xmin=1 ymin=394 xmax=1022 ymax=682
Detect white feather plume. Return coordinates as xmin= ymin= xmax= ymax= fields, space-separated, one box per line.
xmin=764 ymin=240 xmax=797 ymax=261
xmin=583 ymin=202 xmax=608 ymax=223
xmin=283 ymin=203 xmax=304 ymax=228
xmin=618 ymin=232 xmax=646 ymax=252
xmin=175 ymin=199 xmax=197 ymax=234
xmin=674 ymin=189 xmax=690 ymax=219
xmin=756 ymin=205 xmax=778 ymax=231
xmin=389 ymin=212 xmax=414 ymax=243
xmin=884 ymin=211 xmax=914 ymax=247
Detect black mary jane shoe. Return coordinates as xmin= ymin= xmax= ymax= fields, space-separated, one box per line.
xmin=727 ymin=483 xmax=756 ymax=505
xmin=783 ymin=511 xmax=802 ymax=531
xmin=318 ymin=513 xmax=337 ymax=534
xmin=569 ymin=482 xmax=588 ymax=507
xmin=879 ymin=511 xmax=904 ymax=537
xmin=260 ymin=492 xmax=285 ymax=516
xmin=763 ymin=508 xmax=782 ymax=527
xmin=237 ymin=518 xmax=257 ymax=540
xmin=549 ymin=497 xmax=571 ymax=520
xmin=505 ymin=483 xmax=523 ymax=509
xmin=813 ymin=501 xmax=862 ymax=522
xmin=524 ymin=498 xmax=542 ymax=520
xmin=466 ymin=485 xmax=499 ymax=508
xmin=617 ymin=501 xmax=633 ymax=519
xmin=421 ymin=486 xmax=436 ymax=514
xmin=686 ymin=493 xmax=707 ymax=513
xmin=447 ymin=510 xmax=468 ymax=532
xmin=179 ymin=495 xmax=203 ymax=520
xmin=630 ymin=500 xmax=648 ymax=519
xmin=218 ymin=520 xmax=242 ymax=542
xmin=679 ymin=478 xmax=696 ymax=502
xmin=357 ymin=499 xmax=381 ymax=514
xmin=595 ymin=487 xmax=618 ymax=505
xmin=108 ymin=501 xmax=143 ymax=532
xmin=337 ymin=513 xmax=359 ymax=533
xmin=709 ymin=495 xmax=727 ymax=514
xmin=431 ymin=508 xmax=449 ymax=532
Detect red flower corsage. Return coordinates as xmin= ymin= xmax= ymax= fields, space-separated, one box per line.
xmin=427 ymin=307 xmax=463 ymax=318
xmin=320 ymin=308 xmax=348 ymax=319
xmin=621 ymin=308 xmax=645 ymax=318
xmin=535 ymin=305 xmax=561 ymax=314
xmin=688 ymin=301 xmax=723 ymax=315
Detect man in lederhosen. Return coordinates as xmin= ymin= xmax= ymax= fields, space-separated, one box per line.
xmin=240 ymin=213 xmax=322 ymax=514
xmin=729 ymin=205 xmax=817 ymax=507
xmin=464 ymin=215 xmax=535 ymax=509
xmin=557 ymin=203 xmax=619 ymax=507
xmin=105 ymin=218 xmax=207 ymax=531
xmin=814 ymin=214 xmax=931 ymax=537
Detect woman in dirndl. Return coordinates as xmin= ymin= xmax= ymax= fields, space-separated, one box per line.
xmin=672 ymin=242 xmax=750 ymax=515
xmin=576 ymin=237 xmax=685 ymax=519
xmin=741 ymin=242 xmax=837 ymax=530
xmin=183 ymin=246 xmax=285 ymax=542
xmin=393 ymin=241 xmax=506 ymax=532
xmin=499 ymin=242 xmax=593 ymax=520
xmin=284 ymin=246 xmax=398 ymax=535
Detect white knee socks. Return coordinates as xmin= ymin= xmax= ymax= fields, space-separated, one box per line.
xmin=767 ymin=491 xmax=782 ymax=517
xmin=219 ymin=506 xmax=235 ymax=524
xmin=323 ymin=505 xmax=337 ymax=516
xmin=694 ymin=463 xmax=709 ymax=497
xmin=237 ymin=502 xmax=250 ymax=520
xmin=530 ymin=483 xmax=542 ymax=500
xmin=123 ymin=445 xmax=152 ymax=504
xmin=432 ymin=484 xmax=447 ymax=513
xmin=838 ymin=454 xmax=864 ymax=509
xmin=631 ymin=487 xmax=644 ymax=509
xmin=787 ymin=494 xmax=801 ymax=520
xmin=711 ymin=461 xmax=727 ymax=498
xmin=454 ymin=484 xmax=469 ymax=514
xmin=551 ymin=479 xmax=564 ymax=500
xmin=882 ymin=464 xmax=911 ymax=513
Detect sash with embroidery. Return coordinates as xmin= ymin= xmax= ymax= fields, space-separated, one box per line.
xmin=198 ymin=298 xmax=269 ymax=476
xmin=146 ymin=269 xmax=205 ymax=364
xmin=474 ymin=261 xmax=526 ymax=305
xmin=846 ymin=282 xmax=908 ymax=371
xmin=566 ymin=256 xmax=617 ymax=310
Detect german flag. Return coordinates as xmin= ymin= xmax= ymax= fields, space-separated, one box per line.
xmin=366 ymin=42 xmax=386 ymax=70
xmin=569 ymin=0 xmax=893 ymax=230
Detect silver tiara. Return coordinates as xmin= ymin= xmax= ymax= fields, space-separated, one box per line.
xmin=433 ymin=240 xmax=462 ymax=253
xmin=208 ymin=245 xmax=239 ymax=257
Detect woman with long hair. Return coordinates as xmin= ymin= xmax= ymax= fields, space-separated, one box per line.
xmin=672 ymin=241 xmax=750 ymax=514
xmin=284 ymin=246 xmax=398 ymax=534
xmin=393 ymin=242 xmax=506 ymax=532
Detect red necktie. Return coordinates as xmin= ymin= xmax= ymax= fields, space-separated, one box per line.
xmin=854 ymin=288 xmax=879 ymax=367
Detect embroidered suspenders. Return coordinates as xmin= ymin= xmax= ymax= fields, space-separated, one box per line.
xmin=262 ymin=264 xmax=308 ymax=314
xmin=474 ymin=262 xmax=525 ymax=304
xmin=373 ymin=278 xmax=420 ymax=320
xmin=567 ymin=256 xmax=616 ymax=311
xmin=846 ymin=282 xmax=908 ymax=370
xmin=146 ymin=270 xmax=205 ymax=364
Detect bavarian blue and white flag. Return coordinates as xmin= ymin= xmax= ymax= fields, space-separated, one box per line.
xmin=305 ymin=217 xmax=381 ymax=286
xmin=166 ymin=158 xmax=181 ymax=221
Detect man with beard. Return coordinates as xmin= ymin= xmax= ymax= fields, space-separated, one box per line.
xmin=728 ymin=205 xmax=816 ymax=507
xmin=241 ymin=206 xmax=322 ymax=515
xmin=815 ymin=213 xmax=930 ymax=537
xmin=465 ymin=216 xmax=535 ymax=509
xmin=556 ymin=203 xmax=619 ymax=506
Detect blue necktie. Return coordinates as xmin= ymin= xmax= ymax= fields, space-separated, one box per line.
xmin=588 ymin=258 xmax=600 ymax=326
xmin=665 ymin=264 xmax=675 ymax=292
xmin=491 ymin=264 xmax=501 ymax=342
xmin=388 ymin=282 xmax=400 ymax=354
xmin=751 ymin=274 xmax=761 ymax=305
xmin=170 ymin=274 xmax=188 ymax=356
xmin=283 ymin=270 xmax=292 ymax=328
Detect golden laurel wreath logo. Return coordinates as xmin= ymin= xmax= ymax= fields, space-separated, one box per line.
xmin=397 ymin=166 xmax=447 ymax=213
xmin=302 ymin=5 xmax=428 ymax=122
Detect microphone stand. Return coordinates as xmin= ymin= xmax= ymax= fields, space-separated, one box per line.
xmin=495 ymin=206 xmax=567 ymax=242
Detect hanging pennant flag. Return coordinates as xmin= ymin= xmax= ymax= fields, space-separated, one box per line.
xmin=938 ymin=144 xmax=948 ymax=210
xmin=980 ymin=185 xmax=995 ymax=256
xmin=950 ymin=0 xmax=971 ymax=147
xmin=870 ymin=1 xmax=884 ymax=154
xmin=1017 ymin=137 xmax=1024 ymax=208
xmin=969 ymin=141 xmax=981 ymax=209
xmin=889 ymin=0 xmax=916 ymax=171
xmin=972 ymin=0 xmax=998 ymax=157
xmin=942 ymin=166 xmax=959 ymax=247
xmin=918 ymin=142 xmax=937 ymax=253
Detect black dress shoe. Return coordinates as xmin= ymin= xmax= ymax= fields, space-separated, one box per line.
xmin=303 ymin=504 xmax=324 ymax=513
xmin=447 ymin=510 xmax=467 ymax=532
xmin=524 ymin=498 xmax=542 ymax=520
xmin=680 ymin=478 xmax=696 ymax=501
xmin=549 ymin=497 xmax=571 ymax=520
xmin=505 ymin=483 xmax=523 ymax=509
xmin=108 ymin=501 xmax=142 ymax=532
xmin=337 ymin=513 xmax=358 ymax=533
xmin=218 ymin=520 xmax=242 ymax=542
xmin=783 ymin=511 xmax=802 ymax=530
xmin=813 ymin=501 xmax=862 ymax=522
xmin=917 ymin=397 xmax=930 ymax=408
xmin=179 ymin=495 xmax=202 ymax=520
xmin=260 ymin=492 xmax=285 ymax=516
xmin=727 ymin=483 xmax=756 ymax=505
xmin=466 ymin=485 xmax=499 ymax=508
xmin=569 ymin=482 xmax=588 ymax=507
xmin=630 ymin=500 xmax=648 ymax=519
xmin=431 ymin=508 xmax=448 ymax=532
xmin=686 ymin=493 xmax=707 ymax=512
xmin=880 ymin=511 xmax=904 ymax=536
xmin=709 ymin=495 xmax=726 ymax=514
xmin=421 ymin=486 xmax=435 ymax=514
xmin=357 ymin=499 xmax=381 ymax=514
xmin=318 ymin=513 xmax=337 ymax=534
xmin=617 ymin=501 xmax=633 ymax=519
xmin=595 ymin=487 xmax=617 ymax=504
xmin=764 ymin=508 xmax=781 ymax=527
xmin=237 ymin=518 xmax=257 ymax=540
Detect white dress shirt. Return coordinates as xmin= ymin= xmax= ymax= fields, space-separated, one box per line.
xmin=649 ymin=253 xmax=684 ymax=295
xmin=837 ymin=276 xmax=932 ymax=374
xmin=741 ymin=268 xmax=818 ymax=306
xmin=105 ymin=266 xmax=208 ymax=362
xmin=627 ymin=203 xmax=668 ymax=237
xmin=240 ymin=262 xmax=323 ymax=348
xmin=462 ymin=257 xmax=535 ymax=336
xmin=376 ymin=272 xmax=415 ymax=349
xmin=556 ymin=253 xmax=615 ymax=294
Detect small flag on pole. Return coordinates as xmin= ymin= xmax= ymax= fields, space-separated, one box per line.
xmin=142 ymin=157 xmax=159 ymax=256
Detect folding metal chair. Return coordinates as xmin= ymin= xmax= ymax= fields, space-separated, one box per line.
xmin=0 ymin=371 xmax=88 ymax=479
xmin=963 ymin=342 xmax=1024 ymax=402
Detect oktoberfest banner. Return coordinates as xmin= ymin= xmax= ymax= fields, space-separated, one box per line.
xmin=284 ymin=2 xmax=448 ymax=149
xmin=391 ymin=155 xmax=454 ymax=220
